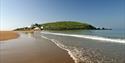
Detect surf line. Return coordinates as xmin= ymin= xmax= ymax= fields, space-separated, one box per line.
xmin=41 ymin=32 xmax=125 ymax=43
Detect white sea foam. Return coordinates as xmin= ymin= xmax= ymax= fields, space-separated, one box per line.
xmin=41 ymin=35 xmax=116 ymax=63
xmin=41 ymin=35 xmax=78 ymax=63
xmin=41 ymin=32 xmax=125 ymax=44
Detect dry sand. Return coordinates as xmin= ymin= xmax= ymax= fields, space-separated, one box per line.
xmin=0 ymin=31 xmax=19 ymax=41
xmin=0 ymin=32 xmax=75 ymax=63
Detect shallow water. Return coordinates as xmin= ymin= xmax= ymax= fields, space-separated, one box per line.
xmin=41 ymin=30 xmax=125 ymax=63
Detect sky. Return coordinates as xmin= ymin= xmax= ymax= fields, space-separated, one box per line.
xmin=0 ymin=0 xmax=125 ymax=30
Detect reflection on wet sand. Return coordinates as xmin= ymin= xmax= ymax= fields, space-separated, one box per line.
xmin=24 ymin=32 xmax=34 ymax=38
xmin=0 ymin=32 xmax=74 ymax=63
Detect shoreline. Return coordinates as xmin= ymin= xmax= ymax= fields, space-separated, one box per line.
xmin=0 ymin=31 xmax=75 ymax=63
xmin=0 ymin=31 xmax=19 ymax=41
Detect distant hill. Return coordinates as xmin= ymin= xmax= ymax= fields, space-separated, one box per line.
xmin=14 ymin=21 xmax=97 ymax=31
xmin=41 ymin=21 xmax=96 ymax=30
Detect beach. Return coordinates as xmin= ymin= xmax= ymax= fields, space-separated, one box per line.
xmin=0 ymin=31 xmax=75 ymax=63
xmin=0 ymin=30 xmax=125 ymax=63
xmin=0 ymin=31 xmax=19 ymax=41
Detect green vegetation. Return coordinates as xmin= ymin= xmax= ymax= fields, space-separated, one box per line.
xmin=14 ymin=27 xmax=32 ymax=31
xmin=14 ymin=21 xmax=97 ymax=31
xmin=41 ymin=21 xmax=96 ymax=30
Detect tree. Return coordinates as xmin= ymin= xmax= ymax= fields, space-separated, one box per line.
xmin=34 ymin=23 xmax=41 ymax=29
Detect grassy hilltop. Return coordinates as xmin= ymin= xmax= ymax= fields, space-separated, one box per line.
xmin=41 ymin=21 xmax=96 ymax=30
xmin=14 ymin=21 xmax=96 ymax=31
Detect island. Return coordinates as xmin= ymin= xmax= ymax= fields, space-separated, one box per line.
xmin=41 ymin=21 xmax=96 ymax=30
xmin=14 ymin=21 xmax=97 ymax=31
xmin=14 ymin=21 xmax=112 ymax=31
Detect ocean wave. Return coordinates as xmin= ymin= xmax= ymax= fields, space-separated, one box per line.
xmin=41 ymin=35 xmax=117 ymax=63
xmin=41 ymin=32 xmax=125 ymax=44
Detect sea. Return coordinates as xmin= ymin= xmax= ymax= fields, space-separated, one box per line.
xmin=40 ymin=29 xmax=125 ymax=63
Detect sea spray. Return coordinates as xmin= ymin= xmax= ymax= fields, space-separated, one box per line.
xmin=41 ymin=32 xmax=125 ymax=44
xmin=41 ymin=35 xmax=117 ymax=63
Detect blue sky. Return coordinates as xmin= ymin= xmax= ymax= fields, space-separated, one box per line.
xmin=1 ymin=0 xmax=125 ymax=30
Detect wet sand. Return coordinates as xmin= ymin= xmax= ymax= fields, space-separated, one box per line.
xmin=0 ymin=31 xmax=19 ymax=41
xmin=0 ymin=32 xmax=74 ymax=63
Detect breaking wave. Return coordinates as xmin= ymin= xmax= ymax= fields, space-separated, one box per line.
xmin=41 ymin=35 xmax=118 ymax=63
xmin=41 ymin=32 xmax=125 ymax=44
